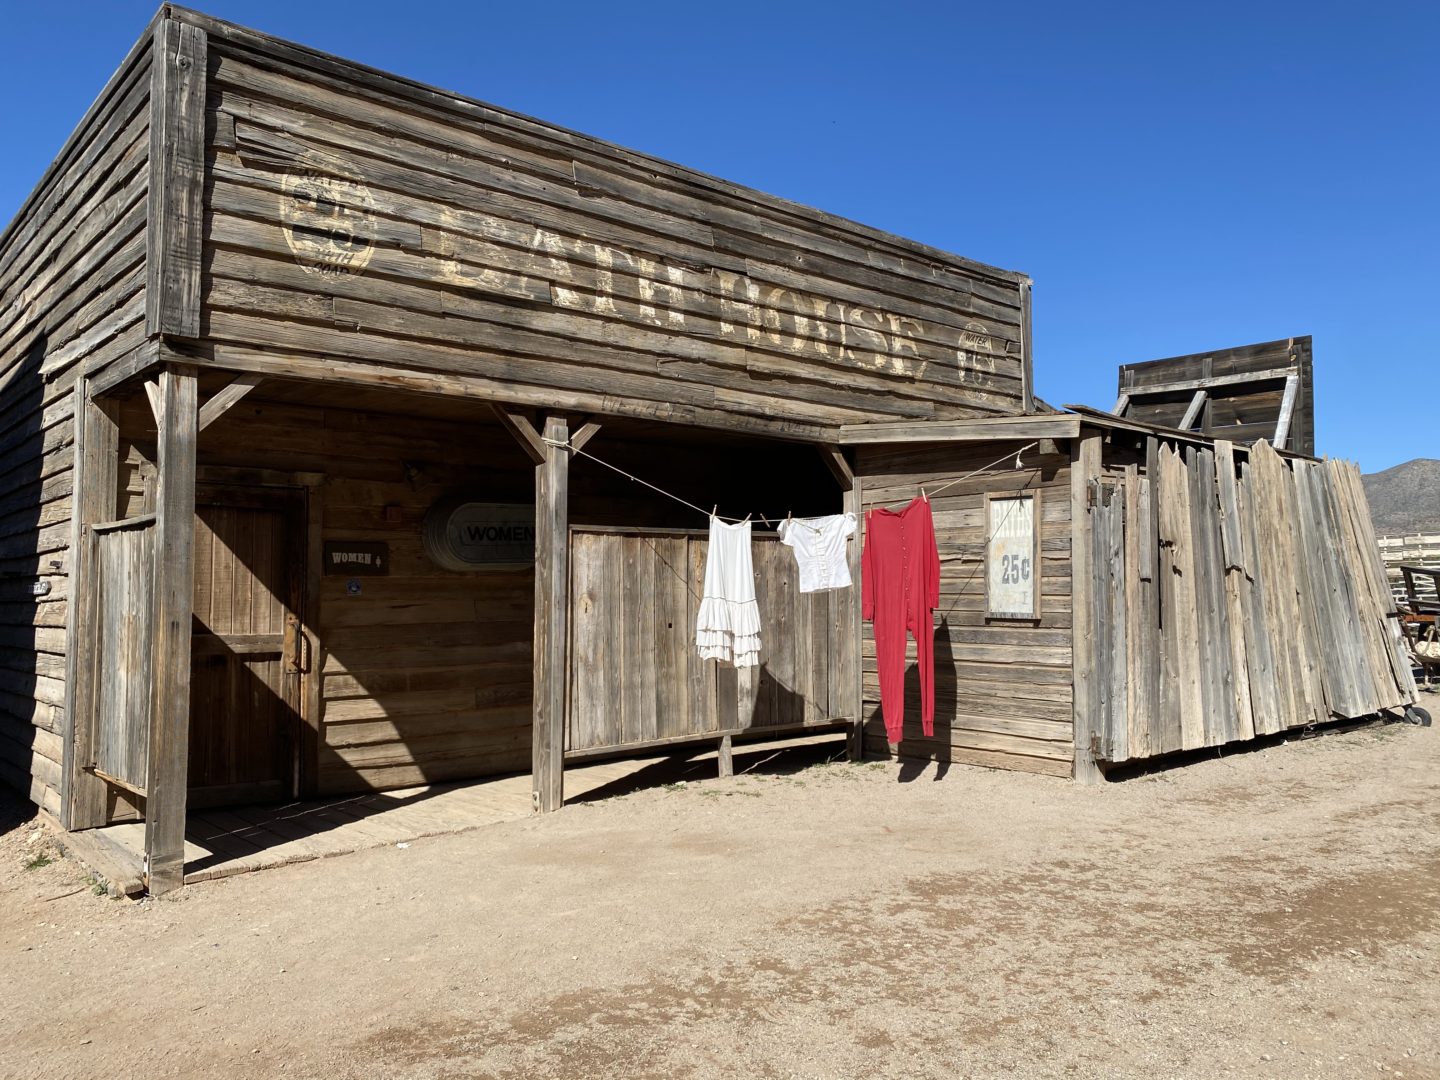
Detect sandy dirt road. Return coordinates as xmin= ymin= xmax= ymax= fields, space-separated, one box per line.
xmin=3 ymin=696 xmax=1438 ymax=1079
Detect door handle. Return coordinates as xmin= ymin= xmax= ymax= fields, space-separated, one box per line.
xmin=284 ymin=613 xmax=305 ymax=674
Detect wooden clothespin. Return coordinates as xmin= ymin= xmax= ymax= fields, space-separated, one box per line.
xmin=712 ymin=504 xmax=718 ymax=518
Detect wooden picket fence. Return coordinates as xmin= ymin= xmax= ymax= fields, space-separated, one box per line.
xmin=1088 ymin=440 xmax=1415 ymax=763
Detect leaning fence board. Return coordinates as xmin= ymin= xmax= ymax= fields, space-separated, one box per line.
xmin=1213 ymin=443 xmax=1255 ymax=741
xmin=1188 ymin=449 xmax=1232 ymax=745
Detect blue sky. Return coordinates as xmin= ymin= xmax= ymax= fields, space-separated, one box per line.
xmin=2 ymin=2 xmax=1435 ymax=471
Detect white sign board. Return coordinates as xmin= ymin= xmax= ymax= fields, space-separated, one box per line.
xmin=987 ymin=493 xmax=1039 ymax=619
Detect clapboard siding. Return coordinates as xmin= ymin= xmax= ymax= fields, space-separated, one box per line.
xmin=0 ymin=33 xmax=154 ymax=812
xmin=856 ymin=442 xmax=1073 ymax=777
xmin=191 ymin=28 xmax=1028 ymax=437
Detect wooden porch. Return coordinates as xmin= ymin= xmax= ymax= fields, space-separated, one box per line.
xmin=82 ymin=732 xmax=844 ymax=888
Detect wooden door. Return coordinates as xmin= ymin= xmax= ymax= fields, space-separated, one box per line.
xmin=188 ymin=486 xmax=307 ymax=808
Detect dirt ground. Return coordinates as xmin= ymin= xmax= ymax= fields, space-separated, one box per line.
xmin=3 ymin=694 xmax=1438 ymax=1080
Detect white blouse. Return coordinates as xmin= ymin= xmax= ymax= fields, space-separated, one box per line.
xmin=777 ymin=513 xmax=857 ymax=593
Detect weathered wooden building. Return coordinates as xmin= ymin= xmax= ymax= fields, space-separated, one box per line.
xmin=0 ymin=7 xmax=1414 ymax=894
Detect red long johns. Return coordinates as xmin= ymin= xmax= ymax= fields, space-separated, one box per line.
xmin=861 ymin=497 xmax=941 ymax=744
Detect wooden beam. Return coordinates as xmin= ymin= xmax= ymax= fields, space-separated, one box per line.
xmin=843 ymin=477 xmax=864 ymax=761
xmin=144 ymin=366 xmax=198 ymax=895
xmin=1179 ymin=390 xmax=1207 ymax=431
xmin=570 ymin=419 xmax=602 ymax=454
xmin=146 ymin=17 xmax=208 ymax=338
xmin=1121 ymin=366 xmax=1295 ymax=398
xmin=490 ymin=404 xmax=547 ymax=465
xmin=1112 ymin=393 xmax=1130 ymax=417
xmin=717 ymin=734 xmax=734 ymax=778
xmin=61 ymin=380 xmax=120 ymax=830
xmin=87 ymin=338 xmax=162 ymax=396
xmin=532 ymin=416 xmax=570 ymax=813
xmin=1019 ymin=280 xmax=1035 ymax=414
xmin=197 ymin=373 xmax=264 ymax=433
xmin=816 ymin=446 xmax=854 ymax=492
xmin=142 ymin=378 xmax=163 ymax=430
xmin=1071 ymin=430 xmax=1105 ymax=785
xmin=1273 ymin=374 xmax=1299 ymax=450
xmin=838 ymin=415 xmax=1079 ymax=446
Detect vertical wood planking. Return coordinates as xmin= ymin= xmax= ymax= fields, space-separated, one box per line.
xmin=144 ymin=366 xmax=198 ymax=895
xmin=1019 ymin=280 xmax=1035 ymax=414
xmin=62 ymin=382 xmax=120 ymax=829
xmin=1142 ymin=438 xmax=1166 ymax=755
xmin=1093 ymin=481 xmax=1127 ymax=761
xmin=1190 ymin=449 xmax=1235 ymax=745
xmin=1213 ymin=442 xmax=1256 ymax=741
xmin=532 ymin=416 xmax=569 ymax=812
xmin=1236 ymin=459 xmax=1281 ymax=735
xmin=1070 ymin=432 xmax=1104 ymax=782
xmin=840 ymin=480 xmax=862 ymax=758
xmin=146 ymin=19 xmax=207 ymax=338
xmin=1122 ymin=465 xmax=1150 ymax=759
xmin=299 ymin=486 xmax=323 ymax=796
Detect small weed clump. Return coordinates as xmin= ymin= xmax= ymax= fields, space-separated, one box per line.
xmin=23 ymin=853 xmax=54 ymax=871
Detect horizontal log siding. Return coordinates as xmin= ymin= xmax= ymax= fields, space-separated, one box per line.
xmin=0 ymin=45 xmax=152 ymax=813
xmin=857 ymin=442 xmax=1073 ymax=777
xmin=198 ymin=42 xmax=1026 ymax=435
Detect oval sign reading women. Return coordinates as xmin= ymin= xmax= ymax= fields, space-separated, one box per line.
xmin=423 ymin=499 xmax=536 ymax=571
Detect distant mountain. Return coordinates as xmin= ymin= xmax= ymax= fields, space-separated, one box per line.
xmin=1363 ymin=459 xmax=1440 ymax=537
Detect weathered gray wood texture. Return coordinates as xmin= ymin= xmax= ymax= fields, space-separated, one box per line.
xmin=567 ymin=529 xmax=856 ymax=753
xmin=0 ymin=20 xmax=157 ymax=815
xmin=178 ymin=9 xmax=1029 ymax=440
xmin=117 ymin=393 xmax=541 ymax=797
xmin=1088 ymin=440 xmax=1414 ymax=763
xmin=88 ymin=519 xmax=157 ymax=790
xmin=1118 ymin=337 xmax=1315 ymax=456
xmin=855 ymin=441 xmax=1074 ymax=777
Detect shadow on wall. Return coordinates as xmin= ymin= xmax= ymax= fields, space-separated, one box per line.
xmin=892 ymin=618 xmax=956 ymax=783
xmin=0 ymin=334 xmax=56 ymax=809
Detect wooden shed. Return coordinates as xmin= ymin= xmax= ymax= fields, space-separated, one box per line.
xmin=839 ymin=411 xmax=1417 ymax=779
xmin=0 ymin=7 xmax=1413 ymax=895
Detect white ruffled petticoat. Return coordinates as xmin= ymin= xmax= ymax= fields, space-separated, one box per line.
xmin=695 ymin=516 xmax=762 ymax=668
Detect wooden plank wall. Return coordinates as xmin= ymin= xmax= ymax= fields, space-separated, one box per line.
xmin=117 ymin=396 xmax=540 ymax=795
xmin=1092 ymin=440 xmax=1415 ymax=763
xmin=90 ymin=520 xmax=156 ymax=790
xmin=115 ymin=393 xmax=852 ymax=795
xmin=1121 ymin=337 xmax=1314 ymax=455
xmin=568 ymin=529 xmax=852 ymax=753
xmin=0 ymin=34 xmax=154 ymax=814
xmin=191 ymin=16 xmax=1029 ymax=438
xmin=855 ymin=441 xmax=1074 ymax=777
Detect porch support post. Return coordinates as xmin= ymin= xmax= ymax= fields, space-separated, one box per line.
xmin=532 ymin=416 xmax=570 ymax=813
xmin=144 ymin=365 xmax=198 ymax=893
xmin=1071 ymin=430 xmax=1106 ymax=785
xmin=818 ymin=446 xmax=865 ymax=761
xmin=61 ymin=378 xmax=120 ymax=830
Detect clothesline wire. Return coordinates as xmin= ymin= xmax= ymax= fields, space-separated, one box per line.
xmin=538 ymin=436 xmax=1042 ymax=527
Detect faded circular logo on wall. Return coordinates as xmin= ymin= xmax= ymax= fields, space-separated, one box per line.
xmin=280 ymin=154 xmax=377 ymax=276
